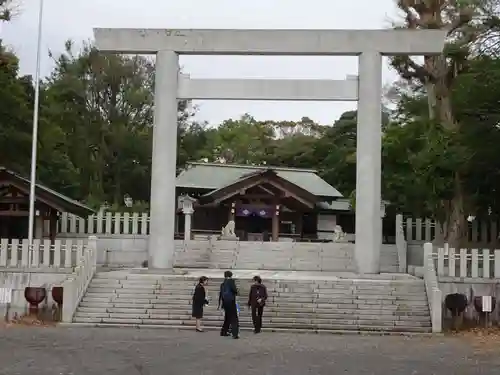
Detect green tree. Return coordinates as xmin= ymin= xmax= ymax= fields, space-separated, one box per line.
xmin=390 ymin=0 xmax=500 ymax=245
xmin=0 ymin=43 xmax=32 ymax=173
xmin=43 ymin=41 xmax=195 ymax=206
xmin=312 ymin=111 xmax=357 ymax=196
xmin=206 ymin=114 xmax=276 ymax=164
xmin=385 ymin=54 xmax=500 ymax=224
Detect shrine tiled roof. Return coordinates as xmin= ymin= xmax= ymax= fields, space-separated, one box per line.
xmin=176 ymin=162 xmax=343 ymax=199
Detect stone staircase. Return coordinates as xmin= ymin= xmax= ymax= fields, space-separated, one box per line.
xmin=172 ymin=241 xmax=400 ymax=273
xmin=71 ymin=271 xmax=431 ymax=333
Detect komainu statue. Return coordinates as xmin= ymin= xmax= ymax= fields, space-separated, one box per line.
xmin=221 ymin=220 xmax=236 ymax=238
xmin=333 ymin=225 xmax=346 ymax=242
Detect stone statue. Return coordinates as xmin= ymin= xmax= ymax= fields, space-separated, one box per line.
xmin=221 ymin=220 xmax=237 ymax=239
xmin=333 ymin=225 xmax=346 ymax=242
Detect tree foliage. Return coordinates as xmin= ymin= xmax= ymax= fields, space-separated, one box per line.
xmin=388 ymin=0 xmax=500 ymax=245
xmin=0 ymin=0 xmax=14 ymax=21
xmin=2 ymin=2 xmax=500 ymax=233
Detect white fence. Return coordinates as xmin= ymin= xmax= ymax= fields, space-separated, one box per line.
xmin=58 ymin=212 xmax=150 ymax=235
xmin=62 ymin=236 xmax=97 ymax=323
xmin=0 ymin=238 xmax=86 ymax=268
xmin=404 ymin=217 xmax=499 ymax=244
xmin=432 ymin=244 xmax=500 ymax=279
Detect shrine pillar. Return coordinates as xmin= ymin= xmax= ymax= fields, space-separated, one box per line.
xmin=272 ymin=204 xmax=280 ymax=242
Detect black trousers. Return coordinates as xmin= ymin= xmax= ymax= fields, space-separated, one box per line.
xmin=251 ymin=305 xmax=264 ymax=332
xmin=221 ymin=302 xmax=239 ymax=337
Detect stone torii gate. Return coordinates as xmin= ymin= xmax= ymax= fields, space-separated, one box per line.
xmin=93 ymin=28 xmax=446 ymax=273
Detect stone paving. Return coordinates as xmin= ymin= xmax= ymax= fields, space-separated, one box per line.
xmin=0 ymin=327 xmax=499 ymax=375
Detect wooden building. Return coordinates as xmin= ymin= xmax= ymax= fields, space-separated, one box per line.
xmin=0 ymin=167 xmax=94 ymax=240
xmin=175 ymin=162 xmax=352 ymax=241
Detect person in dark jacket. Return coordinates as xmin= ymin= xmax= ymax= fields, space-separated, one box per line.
xmin=192 ymin=276 xmax=209 ymax=332
xmin=247 ymin=275 xmax=268 ymax=333
xmin=218 ymin=270 xmax=240 ymax=339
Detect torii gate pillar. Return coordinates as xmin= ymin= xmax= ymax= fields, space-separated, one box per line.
xmin=93 ymin=28 xmax=446 ymax=272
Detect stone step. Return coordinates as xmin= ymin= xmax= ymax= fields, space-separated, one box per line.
xmin=87 ymin=282 xmax=426 ymax=292
xmin=82 ymin=293 xmax=429 ymax=306
xmin=73 ymin=311 xmax=431 ymax=325
xmin=77 ymin=271 xmax=431 ymax=333
xmin=76 ymin=306 xmax=430 ymax=316
xmin=85 ymin=285 xmax=427 ymax=296
xmin=85 ymin=287 xmax=419 ymax=295
xmin=78 ymin=301 xmax=430 ymax=313
xmin=100 ymin=272 xmax=417 ymax=280
xmin=69 ymin=321 xmax=431 ymax=334
xmin=234 ymin=257 xmax=354 ymax=263
xmin=89 ymin=276 xmax=423 ymax=284
xmin=83 ymin=288 xmax=427 ymax=298
xmin=80 ymin=301 xmax=428 ymax=313
xmin=89 ymin=277 xmax=425 ymax=288
xmin=73 ymin=313 xmax=431 ymax=327
xmin=89 ymin=277 xmax=422 ymax=285
xmin=74 ymin=309 xmax=431 ymax=322
xmin=71 ymin=317 xmax=430 ymax=332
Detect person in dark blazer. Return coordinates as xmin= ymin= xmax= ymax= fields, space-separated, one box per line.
xmin=192 ymin=276 xmax=209 ymax=332
xmin=218 ymin=270 xmax=240 ymax=339
xmin=247 ymin=275 xmax=268 ymax=333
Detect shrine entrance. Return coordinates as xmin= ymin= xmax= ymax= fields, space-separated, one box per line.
xmin=94 ymin=27 xmax=445 ymax=272
xmin=235 ymin=206 xmax=273 ymax=241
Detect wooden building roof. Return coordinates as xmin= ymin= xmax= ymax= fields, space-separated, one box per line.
xmin=0 ymin=167 xmax=94 ymax=217
xmin=176 ymin=162 xmax=343 ymax=199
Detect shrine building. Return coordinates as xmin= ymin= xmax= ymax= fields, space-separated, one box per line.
xmin=175 ymin=162 xmax=353 ymax=242
xmin=0 ymin=167 xmax=94 ymax=240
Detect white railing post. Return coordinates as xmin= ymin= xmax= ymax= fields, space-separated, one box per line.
xmin=60 ymin=235 xmax=98 ymax=324
xmin=61 ymin=277 xmax=75 ymax=323
xmin=423 ymin=242 xmax=442 ymax=333
xmin=431 ymin=285 xmax=442 ymax=333
xmin=395 ymin=214 xmax=407 ymax=273
xmin=88 ymin=235 xmax=97 ymax=260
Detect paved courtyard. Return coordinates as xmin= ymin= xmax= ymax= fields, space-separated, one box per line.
xmin=0 ymin=327 xmax=499 ymax=375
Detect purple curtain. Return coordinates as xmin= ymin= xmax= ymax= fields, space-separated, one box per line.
xmin=236 ymin=206 xmax=271 ymax=218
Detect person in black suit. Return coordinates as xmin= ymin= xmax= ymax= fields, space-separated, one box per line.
xmin=218 ymin=270 xmax=239 ymax=339
xmin=192 ymin=276 xmax=209 ymax=332
xmin=248 ymin=275 xmax=268 ymax=333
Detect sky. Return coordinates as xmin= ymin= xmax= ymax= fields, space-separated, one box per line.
xmin=1 ymin=0 xmax=400 ymax=126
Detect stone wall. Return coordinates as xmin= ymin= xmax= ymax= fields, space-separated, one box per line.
xmin=0 ymin=271 xmax=71 ymax=319
xmin=407 ymin=241 xmax=425 ymax=268
xmin=317 ymin=214 xmax=336 ymax=241
xmin=57 ymin=233 xmax=148 ymax=266
xmin=55 ymin=235 xmax=399 ymax=271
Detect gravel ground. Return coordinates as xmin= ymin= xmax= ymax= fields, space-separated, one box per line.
xmin=0 ymin=327 xmax=499 ymax=375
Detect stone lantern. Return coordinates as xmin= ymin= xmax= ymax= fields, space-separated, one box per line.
xmin=380 ymin=201 xmax=386 ymax=218
xmin=179 ymin=195 xmax=197 ymax=241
